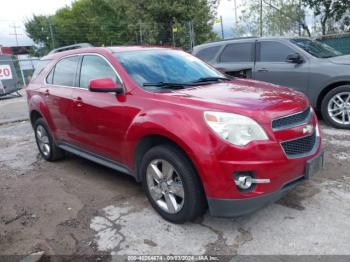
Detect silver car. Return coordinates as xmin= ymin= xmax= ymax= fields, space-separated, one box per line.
xmin=193 ymin=37 xmax=350 ymax=129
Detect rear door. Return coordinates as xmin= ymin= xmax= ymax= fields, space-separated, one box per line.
xmin=212 ymin=41 xmax=255 ymax=77
xmin=71 ymin=54 xmax=126 ymax=162
xmin=194 ymin=45 xmax=222 ymax=63
xmin=44 ymin=56 xmax=80 ymax=142
xmin=254 ymin=40 xmax=309 ymax=93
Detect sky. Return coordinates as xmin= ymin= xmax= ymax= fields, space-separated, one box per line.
xmin=0 ymin=0 xmax=74 ymax=46
xmin=0 ymin=0 xmax=242 ymax=47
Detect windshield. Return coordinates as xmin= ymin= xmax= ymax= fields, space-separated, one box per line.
xmin=291 ymin=38 xmax=343 ymax=58
xmin=114 ymin=49 xmax=225 ymax=91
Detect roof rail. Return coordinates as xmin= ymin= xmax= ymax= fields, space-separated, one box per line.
xmin=48 ymin=43 xmax=94 ymax=54
xmin=197 ymin=36 xmax=259 ymax=46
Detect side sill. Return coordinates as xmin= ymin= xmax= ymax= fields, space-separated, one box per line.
xmin=57 ymin=142 xmax=134 ymax=178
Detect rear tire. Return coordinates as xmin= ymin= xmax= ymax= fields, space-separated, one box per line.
xmin=34 ymin=118 xmax=65 ymax=161
xmin=321 ymin=85 xmax=350 ymax=129
xmin=140 ymin=144 xmax=206 ymax=223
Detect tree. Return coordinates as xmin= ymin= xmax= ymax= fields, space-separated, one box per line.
xmin=25 ymin=15 xmax=53 ymax=52
xmin=303 ymin=0 xmax=350 ymax=35
xmin=25 ymin=0 xmax=218 ymax=53
xmin=234 ymin=0 xmax=309 ymax=37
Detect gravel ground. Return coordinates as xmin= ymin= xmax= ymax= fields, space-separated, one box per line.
xmin=0 ymin=99 xmax=350 ymax=260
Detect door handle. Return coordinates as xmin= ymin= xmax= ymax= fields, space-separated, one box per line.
xmin=73 ymin=96 xmax=83 ymax=107
xmin=257 ymin=68 xmax=269 ymax=73
xmin=44 ymin=89 xmax=50 ymax=97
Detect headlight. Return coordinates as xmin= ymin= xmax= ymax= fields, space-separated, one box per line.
xmin=204 ymin=111 xmax=268 ymax=146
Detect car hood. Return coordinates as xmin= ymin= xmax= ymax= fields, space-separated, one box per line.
xmin=328 ymin=54 xmax=350 ymax=65
xmin=165 ymin=79 xmax=309 ymax=124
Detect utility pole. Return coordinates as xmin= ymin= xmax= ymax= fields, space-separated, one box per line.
xmin=220 ymin=16 xmax=224 ymax=39
xmin=298 ymin=0 xmax=302 ymax=36
xmin=139 ymin=20 xmax=143 ymax=45
xmin=188 ymin=21 xmax=196 ymax=49
xmin=259 ymin=0 xmax=263 ymax=37
xmin=9 ymin=23 xmax=26 ymax=86
xmin=48 ymin=17 xmax=55 ymax=49
xmin=234 ymin=0 xmax=238 ymax=25
xmin=188 ymin=22 xmax=193 ymax=49
xmin=9 ymin=23 xmax=21 ymax=47
xmin=191 ymin=21 xmax=195 ymax=48
xmin=172 ymin=25 xmax=176 ymax=47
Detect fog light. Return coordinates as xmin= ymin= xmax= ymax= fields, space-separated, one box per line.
xmin=235 ymin=176 xmax=254 ymax=189
xmin=234 ymin=173 xmax=271 ymax=190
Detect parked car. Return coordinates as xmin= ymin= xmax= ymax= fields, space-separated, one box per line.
xmin=26 ymin=46 xmax=323 ymax=223
xmin=193 ymin=37 xmax=350 ymax=129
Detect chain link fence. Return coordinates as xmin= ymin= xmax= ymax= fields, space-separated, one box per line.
xmin=317 ymin=33 xmax=350 ymax=55
xmin=0 ymin=55 xmax=39 ymax=97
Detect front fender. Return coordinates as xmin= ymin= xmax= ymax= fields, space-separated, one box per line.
xmin=123 ymin=108 xmax=217 ymax=191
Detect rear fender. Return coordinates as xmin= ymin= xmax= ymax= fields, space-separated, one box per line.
xmin=28 ymin=94 xmax=56 ymax=134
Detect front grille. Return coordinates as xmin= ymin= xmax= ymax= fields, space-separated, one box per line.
xmin=272 ymin=108 xmax=311 ymax=130
xmin=281 ymin=132 xmax=317 ymax=158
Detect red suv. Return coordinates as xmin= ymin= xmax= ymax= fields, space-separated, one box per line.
xmin=26 ymin=46 xmax=323 ymax=223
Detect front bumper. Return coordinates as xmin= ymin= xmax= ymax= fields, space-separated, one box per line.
xmin=207 ymin=150 xmax=324 ymax=217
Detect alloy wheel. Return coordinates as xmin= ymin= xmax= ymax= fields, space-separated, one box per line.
xmin=327 ymin=92 xmax=350 ymax=125
xmin=36 ymin=125 xmax=51 ymax=157
xmin=146 ymin=159 xmax=185 ymax=214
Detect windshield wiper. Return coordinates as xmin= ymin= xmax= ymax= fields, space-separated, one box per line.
xmin=143 ymin=82 xmax=196 ymax=89
xmin=191 ymin=76 xmax=231 ymax=83
xmin=143 ymin=77 xmax=230 ymax=89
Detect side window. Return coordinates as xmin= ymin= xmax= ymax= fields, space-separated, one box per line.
xmin=32 ymin=60 xmax=51 ymax=81
xmin=79 ymin=55 xmax=117 ymax=89
xmin=52 ymin=56 xmax=80 ymax=86
xmin=259 ymin=41 xmax=295 ymax=62
xmin=219 ymin=43 xmax=253 ymax=62
xmin=196 ymin=46 xmax=221 ymax=61
xmin=46 ymin=68 xmax=54 ymax=84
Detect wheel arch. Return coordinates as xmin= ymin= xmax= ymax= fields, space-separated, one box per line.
xmin=134 ymin=134 xmax=198 ymax=180
xmin=316 ymin=81 xmax=350 ymax=112
xmin=30 ymin=110 xmax=43 ymax=127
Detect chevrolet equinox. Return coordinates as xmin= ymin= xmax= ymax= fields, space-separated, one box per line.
xmin=26 ymin=46 xmax=323 ymax=223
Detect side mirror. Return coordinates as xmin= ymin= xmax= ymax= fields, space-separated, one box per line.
xmin=89 ymin=78 xmax=123 ymax=94
xmin=286 ymin=53 xmax=304 ymax=64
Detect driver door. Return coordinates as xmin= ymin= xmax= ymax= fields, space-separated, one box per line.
xmin=71 ymin=54 xmax=126 ymax=162
xmin=253 ymin=40 xmax=309 ymax=94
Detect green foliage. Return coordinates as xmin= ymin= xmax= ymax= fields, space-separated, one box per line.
xmin=235 ymin=0 xmax=307 ymax=37
xmin=302 ymin=0 xmax=350 ymax=35
xmin=25 ymin=0 xmax=218 ymax=53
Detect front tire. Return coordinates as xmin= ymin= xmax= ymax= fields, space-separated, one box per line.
xmin=140 ymin=145 xmax=206 ymax=223
xmin=34 ymin=118 xmax=65 ymax=161
xmin=321 ymin=85 xmax=350 ymax=129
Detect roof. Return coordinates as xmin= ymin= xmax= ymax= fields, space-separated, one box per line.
xmin=48 ymin=43 xmax=93 ymax=55
xmin=42 ymin=45 xmax=172 ymax=60
xmin=109 ymin=45 xmax=169 ymax=53
xmin=193 ymin=36 xmax=302 ymax=50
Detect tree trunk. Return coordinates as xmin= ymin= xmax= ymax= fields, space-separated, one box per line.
xmin=302 ymin=24 xmax=312 ymax=37
xmin=321 ymin=16 xmax=328 ymax=35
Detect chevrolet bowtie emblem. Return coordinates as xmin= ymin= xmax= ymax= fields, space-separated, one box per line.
xmin=303 ymin=124 xmax=314 ymax=135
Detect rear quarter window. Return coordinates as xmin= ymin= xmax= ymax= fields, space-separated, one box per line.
xmin=195 ymin=45 xmax=221 ymax=61
xmin=31 ymin=60 xmax=51 ymax=81
xmin=219 ymin=42 xmax=254 ymax=62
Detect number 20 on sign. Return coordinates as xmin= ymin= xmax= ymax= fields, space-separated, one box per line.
xmin=0 ymin=65 xmax=13 ymax=80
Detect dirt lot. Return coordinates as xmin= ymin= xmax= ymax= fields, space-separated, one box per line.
xmin=1 ymin=96 xmax=350 ymax=259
